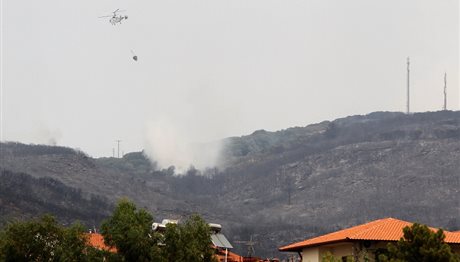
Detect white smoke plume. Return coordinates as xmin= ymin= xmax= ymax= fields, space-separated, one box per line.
xmin=143 ymin=117 xmax=223 ymax=173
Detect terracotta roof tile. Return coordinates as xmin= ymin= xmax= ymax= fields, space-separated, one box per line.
xmin=86 ymin=233 xmax=117 ymax=253
xmin=279 ymin=218 xmax=460 ymax=252
xmin=445 ymin=231 xmax=460 ymax=243
xmin=216 ymin=249 xmax=244 ymax=262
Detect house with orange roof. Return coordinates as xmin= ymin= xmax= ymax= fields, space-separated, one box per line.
xmin=279 ymin=218 xmax=460 ymax=262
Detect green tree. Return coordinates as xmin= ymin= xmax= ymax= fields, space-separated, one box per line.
xmin=55 ymin=222 xmax=94 ymax=261
xmin=162 ymin=214 xmax=217 ymax=262
xmin=100 ymin=199 xmax=217 ymax=262
xmin=162 ymin=223 xmax=184 ymax=262
xmin=180 ymin=214 xmax=217 ymax=262
xmin=0 ymin=215 xmax=99 ymax=262
xmin=100 ymin=199 xmax=163 ymax=262
xmin=379 ymin=223 xmax=460 ymax=262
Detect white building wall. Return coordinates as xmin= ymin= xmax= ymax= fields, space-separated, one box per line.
xmin=301 ymin=242 xmax=353 ymax=262
xmin=301 ymin=247 xmax=320 ymax=262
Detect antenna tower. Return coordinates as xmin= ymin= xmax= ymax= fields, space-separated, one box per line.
xmin=443 ymin=72 xmax=447 ymax=110
xmin=235 ymin=235 xmax=257 ymax=258
xmin=116 ymin=140 xmax=121 ymax=158
xmin=406 ymin=57 xmax=410 ymax=114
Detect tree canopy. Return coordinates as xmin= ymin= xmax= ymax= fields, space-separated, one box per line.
xmin=162 ymin=214 xmax=217 ymax=262
xmin=100 ymin=199 xmax=163 ymax=262
xmin=0 ymin=199 xmax=217 ymax=262
xmin=0 ymin=215 xmax=101 ymax=262
xmin=100 ymin=199 xmax=217 ymax=262
xmin=379 ymin=223 xmax=460 ymax=262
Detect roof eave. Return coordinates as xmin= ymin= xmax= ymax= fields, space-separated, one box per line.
xmin=279 ymin=239 xmax=351 ymax=252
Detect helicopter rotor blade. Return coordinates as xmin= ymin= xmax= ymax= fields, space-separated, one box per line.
xmin=98 ymin=15 xmax=112 ymax=18
xmin=113 ymin=9 xmax=126 ymax=14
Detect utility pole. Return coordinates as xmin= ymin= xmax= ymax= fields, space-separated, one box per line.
xmin=443 ymin=72 xmax=447 ymax=111
xmin=406 ymin=57 xmax=410 ymax=114
xmin=115 ymin=140 xmax=121 ymax=158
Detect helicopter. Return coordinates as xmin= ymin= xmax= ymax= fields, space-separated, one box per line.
xmin=99 ymin=9 xmax=128 ymax=25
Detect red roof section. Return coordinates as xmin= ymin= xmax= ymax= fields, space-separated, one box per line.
xmin=216 ymin=249 xmax=244 ymax=262
xmin=445 ymin=231 xmax=460 ymax=243
xmin=279 ymin=218 xmax=460 ymax=252
xmin=86 ymin=233 xmax=117 ymax=253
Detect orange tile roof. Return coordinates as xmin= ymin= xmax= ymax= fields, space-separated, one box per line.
xmin=216 ymin=249 xmax=244 ymax=262
xmin=279 ymin=218 xmax=460 ymax=252
xmin=445 ymin=231 xmax=460 ymax=243
xmin=86 ymin=233 xmax=117 ymax=253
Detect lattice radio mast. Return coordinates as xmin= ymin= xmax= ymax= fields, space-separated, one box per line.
xmin=116 ymin=140 xmax=121 ymax=158
xmin=443 ymin=72 xmax=447 ymax=111
xmin=406 ymin=57 xmax=410 ymax=114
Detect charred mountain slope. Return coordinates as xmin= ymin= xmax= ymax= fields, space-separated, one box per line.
xmin=0 ymin=143 xmax=217 ymax=222
xmin=0 ymin=169 xmax=111 ymax=226
xmin=0 ymin=111 xmax=459 ymax=257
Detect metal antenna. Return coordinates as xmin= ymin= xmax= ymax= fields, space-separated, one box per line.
xmin=116 ymin=140 xmax=121 ymax=158
xmin=0 ymin=0 xmax=3 ymax=142
xmin=443 ymin=72 xmax=447 ymax=111
xmin=235 ymin=235 xmax=257 ymax=258
xmin=406 ymin=57 xmax=410 ymax=114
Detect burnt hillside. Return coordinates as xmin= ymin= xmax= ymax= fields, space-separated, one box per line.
xmin=0 ymin=169 xmax=111 ymax=226
xmin=0 ymin=110 xmax=459 ymax=257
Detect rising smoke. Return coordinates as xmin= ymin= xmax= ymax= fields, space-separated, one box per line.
xmin=143 ymin=117 xmax=223 ymax=174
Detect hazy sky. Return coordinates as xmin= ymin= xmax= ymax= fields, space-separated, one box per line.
xmin=1 ymin=0 xmax=459 ymax=168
